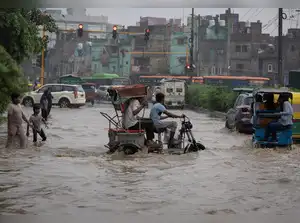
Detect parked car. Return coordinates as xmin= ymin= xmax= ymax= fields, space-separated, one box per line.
xmin=81 ymin=83 xmax=97 ymax=105
xmin=22 ymin=84 xmax=86 ymax=108
xmin=225 ymin=91 xmax=253 ymax=133
xmin=96 ymin=85 xmax=110 ymax=100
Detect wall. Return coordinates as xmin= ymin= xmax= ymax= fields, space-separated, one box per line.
xmin=169 ymin=32 xmax=188 ymax=75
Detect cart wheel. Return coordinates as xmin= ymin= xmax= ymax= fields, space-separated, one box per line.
xmin=120 ymin=144 xmax=139 ymax=155
xmin=184 ymin=142 xmax=205 ymax=153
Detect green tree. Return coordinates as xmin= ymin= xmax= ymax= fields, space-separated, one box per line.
xmin=0 ymin=8 xmax=57 ymax=63
xmin=0 ymin=8 xmax=57 ymax=116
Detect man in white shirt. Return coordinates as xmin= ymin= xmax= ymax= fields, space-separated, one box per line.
xmin=123 ymin=97 xmax=158 ymax=147
xmin=264 ymin=94 xmax=293 ymax=141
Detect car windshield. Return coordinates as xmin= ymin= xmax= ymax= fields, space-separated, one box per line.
xmin=244 ymin=97 xmax=253 ymax=105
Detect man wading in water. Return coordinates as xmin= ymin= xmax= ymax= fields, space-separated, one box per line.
xmin=6 ymin=93 xmax=32 ymax=149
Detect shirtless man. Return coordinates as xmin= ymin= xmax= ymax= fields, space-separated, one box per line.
xmin=6 ymin=93 xmax=31 ymax=149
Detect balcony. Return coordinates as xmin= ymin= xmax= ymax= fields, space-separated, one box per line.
xmin=131 ymin=65 xmax=168 ymax=75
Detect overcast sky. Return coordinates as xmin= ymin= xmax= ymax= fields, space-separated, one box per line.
xmin=58 ymin=8 xmax=300 ymax=35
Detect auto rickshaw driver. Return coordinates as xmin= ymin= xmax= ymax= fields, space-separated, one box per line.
xmin=258 ymin=93 xmax=277 ymax=127
xmin=264 ymin=94 xmax=293 ymax=141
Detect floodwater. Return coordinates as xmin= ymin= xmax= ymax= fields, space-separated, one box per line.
xmin=1 ymin=104 xmax=300 ymax=216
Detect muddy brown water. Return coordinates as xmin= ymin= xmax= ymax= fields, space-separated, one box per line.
xmin=1 ymin=104 xmax=300 ymax=215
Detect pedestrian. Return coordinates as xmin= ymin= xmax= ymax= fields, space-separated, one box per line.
xmin=26 ymin=104 xmax=47 ymax=144
xmin=40 ymin=90 xmax=49 ymax=121
xmin=6 ymin=93 xmax=31 ymax=149
xmin=46 ymin=89 xmax=53 ymax=116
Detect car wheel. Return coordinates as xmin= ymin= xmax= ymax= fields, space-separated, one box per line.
xmin=59 ymin=98 xmax=70 ymax=108
xmin=23 ymin=97 xmax=34 ymax=107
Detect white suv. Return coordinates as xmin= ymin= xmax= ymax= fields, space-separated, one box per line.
xmin=22 ymin=84 xmax=86 ymax=108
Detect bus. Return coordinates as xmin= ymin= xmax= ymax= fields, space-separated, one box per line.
xmin=138 ymin=75 xmax=269 ymax=88
xmin=81 ymin=73 xmax=120 ymax=86
xmin=202 ymin=76 xmax=270 ymax=87
xmin=111 ymin=77 xmax=130 ymax=86
xmin=138 ymin=75 xmax=203 ymax=86
xmin=59 ymin=74 xmax=130 ymax=87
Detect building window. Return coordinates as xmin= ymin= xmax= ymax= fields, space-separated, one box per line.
xmin=94 ymin=64 xmax=98 ymax=72
xmin=242 ymin=45 xmax=248 ymax=52
xmin=236 ymin=64 xmax=244 ymax=70
xmin=177 ymin=38 xmax=184 ymax=45
xmin=211 ymin=66 xmax=216 ymax=75
xmin=217 ymin=67 xmax=222 ymax=74
xmin=267 ymin=63 xmax=273 ymax=72
xmin=235 ymin=45 xmax=241 ymax=52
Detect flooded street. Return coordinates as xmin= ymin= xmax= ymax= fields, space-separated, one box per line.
xmin=1 ymin=104 xmax=300 ymax=215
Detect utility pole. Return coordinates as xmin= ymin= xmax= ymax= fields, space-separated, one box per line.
xmin=226 ymin=8 xmax=231 ymax=75
xmin=190 ymin=8 xmax=195 ymax=70
xmin=278 ymin=8 xmax=283 ymax=86
xmin=196 ymin=15 xmax=201 ymax=76
xmin=40 ymin=26 xmax=45 ymax=86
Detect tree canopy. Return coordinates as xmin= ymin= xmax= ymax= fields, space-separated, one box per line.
xmin=0 ymin=8 xmax=57 ymax=115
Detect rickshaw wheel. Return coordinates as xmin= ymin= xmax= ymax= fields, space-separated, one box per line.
xmin=120 ymin=144 xmax=139 ymax=155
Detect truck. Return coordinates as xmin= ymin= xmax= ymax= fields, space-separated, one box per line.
xmin=160 ymin=79 xmax=185 ymax=109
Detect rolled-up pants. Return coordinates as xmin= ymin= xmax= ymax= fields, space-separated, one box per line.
xmin=154 ymin=121 xmax=177 ymax=132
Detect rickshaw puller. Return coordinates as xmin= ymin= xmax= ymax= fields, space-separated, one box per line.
xmin=264 ymin=95 xmax=293 ymax=141
xmin=123 ymin=97 xmax=159 ymax=147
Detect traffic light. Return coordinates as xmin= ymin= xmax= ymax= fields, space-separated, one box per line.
xmin=77 ymin=24 xmax=83 ymax=37
xmin=112 ymin=25 xmax=117 ymax=39
xmin=144 ymin=28 xmax=150 ymax=41
xmin=185 ymin=64 xmax=195 ymax=72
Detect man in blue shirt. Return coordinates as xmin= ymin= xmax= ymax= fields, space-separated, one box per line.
xmin=150 ymin=92 xmax=185 ymax=148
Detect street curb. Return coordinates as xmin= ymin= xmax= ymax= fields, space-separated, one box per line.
xmin=185 ymin=104 xmax=226 ymax=120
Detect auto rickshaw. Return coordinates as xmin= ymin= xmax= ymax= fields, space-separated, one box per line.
xmin=252 ymin=88 xmax=293 ymax=148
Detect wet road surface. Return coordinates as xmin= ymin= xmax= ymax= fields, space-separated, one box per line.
xmin=1 ymin=104 xmax=300 ymax=215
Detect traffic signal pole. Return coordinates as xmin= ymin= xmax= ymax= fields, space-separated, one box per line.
xmin=40 ymin=26 xmax=45 ymax=86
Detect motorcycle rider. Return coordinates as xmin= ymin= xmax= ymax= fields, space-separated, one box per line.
xmin=150 ymin=92 xmax=184 ymax=148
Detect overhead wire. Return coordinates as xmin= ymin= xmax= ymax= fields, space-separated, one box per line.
xmin=240 ymin=8 xmax=253 ymax=20
xmin=262 ymin=15 xmax=278 ymax=31
xmin=270 ymin=25 xmax=278 ymax=36
xmin=247 ymin=8 xmax=259 ymax=21
xmin=254 ymin=8 xmax=264 ymax=17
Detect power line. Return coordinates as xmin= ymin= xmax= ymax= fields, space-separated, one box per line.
xmin=247 ymin=8 xmax=259 ymax=21
xmin=270 ymin=25 xmax=278 ymax=35
xmin=240 ymin=8 xmax=253 ymax=20
xmin=263 ymin=15 xmax=278 ymax=31
xmin=254 ymin=8 xmax=264 ymax=17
